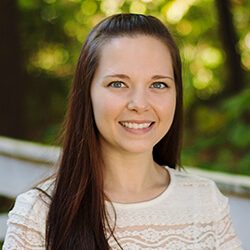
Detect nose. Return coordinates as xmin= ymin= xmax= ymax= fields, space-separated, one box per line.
xmin=127 ymin=88 xmax=149 ymax=113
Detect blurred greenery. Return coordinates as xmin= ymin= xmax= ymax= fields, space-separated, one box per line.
xmin=1 ymin=0 xmax=249 ymax=175
xmin=182 ymin=88 xmax=250 ymax=174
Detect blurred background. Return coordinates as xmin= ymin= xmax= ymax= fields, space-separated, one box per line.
xmin=1 ymin=0 xmax=249 ymax=175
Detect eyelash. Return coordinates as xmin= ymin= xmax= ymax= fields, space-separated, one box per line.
xmin=108 ymin=81 xmax=126 ymax=88
xmin=150 ymin=82 xmax=169 ymax=89
xmin=107 ymin=81 xmax=169 ymax=89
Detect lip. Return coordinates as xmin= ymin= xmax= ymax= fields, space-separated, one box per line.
xmin=119 ymin=120 xmax=155 ymax=134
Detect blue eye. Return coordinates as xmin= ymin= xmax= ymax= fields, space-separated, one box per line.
xmin=108 ymin=81 xmax=126 ymax=88
xmin=150 ymin=82 xmax=168 ymax=89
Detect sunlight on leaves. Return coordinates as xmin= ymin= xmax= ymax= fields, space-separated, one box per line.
xmin=200 ymin=47 xmax=223 ymax=68
xmin=242 ymin=52 xmax=250 ymax=70
xmin=164 ymin=0 xmax=197 ymax=24
xmin=130 ymin=1 xmax=146 ymax=14
xmin=182 ymin=45 xmax=196 ymax=61
xmin=101 ymin=0 xmax=124 ymax=15
xmin=64 ymin=20 xmax=77 ymax=37
xmin=240 ymin=32 xmax=250 ymax=69
xmin=244 ymin=32 xmax=250 ymax=49
xmin=176 ymin=19 xmax=192 ymax=36
xmin=91 ymin=14 xmax=107 ymax=26
xmin=75 ymin=11 xmax=87 ymax=24
xmin=31 ymin=44 xmax=70 ymax=74
xmin=193 ymin=68 xmax=212 ymax=90
xmin=76 ymin=28 xmax=89 ymax=43
xmin=81 ymin=1 xmax=98 ymax=16
xmin=68 ymin=0 xmax=82 ymax=2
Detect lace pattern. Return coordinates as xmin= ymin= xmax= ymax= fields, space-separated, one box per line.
xmin=3 ymin=179 xmax=52 ymax=250
xmin=3 ymin=168 xmax=243 ymax=249
xmin=107 ymin=213 xmax=241 ymax=249
xmin=3 ymin=190 xmax=48 ymax=249
xmin=105 ymin=170 xmax=242 ymax=249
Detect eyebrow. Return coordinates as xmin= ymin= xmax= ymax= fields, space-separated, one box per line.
xmin=104 ymin=74 xmax=174 ymax=81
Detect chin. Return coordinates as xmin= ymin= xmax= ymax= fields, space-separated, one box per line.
xmin=118 ymin=143 xmax=153 ymax=155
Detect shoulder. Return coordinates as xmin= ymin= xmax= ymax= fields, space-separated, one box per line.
xmin=3 ymin=179 xmax=54 ymax=249
xmin=168 ymin=166 xmax=217 ymax=186
xmin=169 ymin=166 xmax=222 ymax=190
xmin=8 ymin=178 xmax=54 ymax=230
xmin=168 ymin=167 xmax=228 ymax=211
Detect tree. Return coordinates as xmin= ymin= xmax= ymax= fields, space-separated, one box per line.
xmin=0 ymin=0 xmax=25 ymax=138
xmin=215 ymin=0 xmax=245 ymax=96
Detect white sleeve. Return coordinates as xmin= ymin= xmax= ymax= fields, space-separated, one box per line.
xmin=2 ymin=189 xmax=48 ymax=250
xmin=211 ymin=182 xmax=243 ymax=250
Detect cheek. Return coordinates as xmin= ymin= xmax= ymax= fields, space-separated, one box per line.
xmin=91 ymin=102 xmax=108 ymax=138
xmin=154 ymin=94 xmax=176 ymax=120
xmin=91 ymin=94 xmax=121 ymax=126
xmin=92 ymin=98 xmax=107 ymax=125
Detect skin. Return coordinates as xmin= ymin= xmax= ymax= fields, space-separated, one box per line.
xmin=91 ymin=35 xmax=176 ymax=203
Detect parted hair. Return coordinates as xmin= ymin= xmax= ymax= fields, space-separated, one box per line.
xmin=46 ymin=13 xmax=183 ymax=250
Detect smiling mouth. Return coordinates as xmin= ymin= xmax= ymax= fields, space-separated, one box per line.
xmin=119 ymin=121 xmax=154 ymax=129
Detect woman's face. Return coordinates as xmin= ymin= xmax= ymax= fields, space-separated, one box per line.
xmin=91 ymin=35 xmax=176 ymax=155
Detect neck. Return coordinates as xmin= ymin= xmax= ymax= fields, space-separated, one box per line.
xmin=102 ymin=147 xmax=169 ymax=203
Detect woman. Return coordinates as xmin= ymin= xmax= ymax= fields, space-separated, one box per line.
xmin=3 ymin=13 xmax=242 ymax=249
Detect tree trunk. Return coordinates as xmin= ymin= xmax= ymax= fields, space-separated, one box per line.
xmin=215 ymin=0 xmax=245 ymax=95
xmin=0 ymin=0 xmax=25 ymax=138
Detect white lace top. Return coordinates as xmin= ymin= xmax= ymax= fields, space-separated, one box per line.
xmin=3 ymin=167 xmax=243 ymax=250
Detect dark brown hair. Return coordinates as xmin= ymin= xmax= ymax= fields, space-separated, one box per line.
xmin=46 ymin=13 xmax=183 ymax=250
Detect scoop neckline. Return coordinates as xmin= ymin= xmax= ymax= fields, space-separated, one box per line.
xmin=105 ymin=166 xmax=175 ymax=209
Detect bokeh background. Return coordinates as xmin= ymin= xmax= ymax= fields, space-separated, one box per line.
xmin=1 ymin=0 xmax=249 ymax=175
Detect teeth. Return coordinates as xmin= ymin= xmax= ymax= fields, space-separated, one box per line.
xmin=120 ymin=122 xmax=152 ymax=129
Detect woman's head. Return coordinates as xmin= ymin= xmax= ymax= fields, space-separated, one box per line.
xmin=72 ymin=13 xmax=183 ymax=167
xmin=91 ymin=35 xmax=177 ymax=158
xmin=47 ymin=13 xmax=183 ymax=250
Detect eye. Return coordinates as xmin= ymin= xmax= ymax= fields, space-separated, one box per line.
xmin=150 ymin=82 xmax=168 ymax=89
xmin=108 ymin=81 xmax=126 ymax=88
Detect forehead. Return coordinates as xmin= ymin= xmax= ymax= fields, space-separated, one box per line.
xmin=95 ymin=35 xmax=173 ymax=77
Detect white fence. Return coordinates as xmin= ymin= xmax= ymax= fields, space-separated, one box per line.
xmin=0 ymin=136 xmax=250 ymax=248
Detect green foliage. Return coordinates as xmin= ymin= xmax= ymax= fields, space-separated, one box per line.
xmin=12 ymin=0 xmax=250 ymax=175
xmin=182 ymin=88 xmax=250 ymax=175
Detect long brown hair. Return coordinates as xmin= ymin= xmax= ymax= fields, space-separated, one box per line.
xmin=46 ymin=13 xmax=183 ymax=249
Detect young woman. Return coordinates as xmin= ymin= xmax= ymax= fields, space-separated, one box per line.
xmin=3 ymin=14 xmax=242 ymax=249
